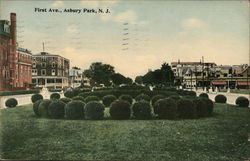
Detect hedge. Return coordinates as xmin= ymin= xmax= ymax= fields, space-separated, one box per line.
xmin=235 ymin=96 xmax=249 ymax=107
xmin=110 ymin=100 xmax=131 ymax=120
xmin=5 ymin=98 xmax=18 ymax=108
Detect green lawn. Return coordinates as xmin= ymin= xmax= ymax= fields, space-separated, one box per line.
xmin=220 ymin=89 xmax=250 ymax=95
xmin=0 ymin=104 xmax=250 ymax=161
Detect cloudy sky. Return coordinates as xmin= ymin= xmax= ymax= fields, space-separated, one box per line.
xmin=0 ymin=0 xmax=249 ymax=79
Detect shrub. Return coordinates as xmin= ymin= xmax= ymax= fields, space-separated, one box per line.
xmin=119 ymin=94 xmax=133 ymax=104
xmin=65 ymin=100 xmax=85 ymax=119
xmin=169 ymin=95 xmax=181 ymax=101
xmin=48 ymin=100 xmax=66 ymax=119
xmin=59 ymin=97 xmax=72 ymax=104
xmin=153 ymin=98 xmax=177 ymax=119
xmin=193 ymin=98 xmax=209 ymax=117
xmin=102 ymin=95 xmax=117 ymax=107
xmin=64 ymin=90 xmax=75 ymax=98
xmin=38 ymin=99 xmax=52 ymax=118
xmin=33 ymin=99 xmax=43 ymax=116
xmin=177 ymin=99 xmax=197 ymax=119
xmin=72 ymin=96 xmax=85 ymax=102
xmin=135 ymin=93 xmax=151 ymax=102
xmin=199 ymin=93 xmax=209 ymax=99
xmin=5 ymin=98 xmax=18 ymax=108
xmin=31 ymin=93 xmax=43 ymax=103
xmin=84 ymin=96 xmax=100 ymax=103
xmin=235 ymin=96 xmax=249 ymax=107
xmin=188 ymin=91 xmax=197 ymax=97
xmin=50 ymin=93 xmax=61 ymax=100
xmin=84 ymin=101 xmax=105 ymax=120
xmin=132 ymin=100 xmax=152 ymax=119
xmin=110 ymin=100 xmax=131 ymax=120
xmin=215 ymin=94 xmax=227 ymax=103
xmin=202 ymin=98 xmax=214 ymax=116
xmin=151 ymin=95 xmax=165 ymax=106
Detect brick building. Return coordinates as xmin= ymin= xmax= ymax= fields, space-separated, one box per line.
xmin=0 ymin=13 xmax=32 ymax=91
xmin=32 ymin=52 xmax=69 ymax=89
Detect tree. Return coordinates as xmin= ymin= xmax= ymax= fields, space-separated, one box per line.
xmin=84 ymin=62 xmax=115 ymax=86
xmin=135 ymin=76 xmax=143 ymax=84
xmin=140 ymin=63 xmax=174 ymax=86
xmin=111 ymin=73 xmax=133 ymax=86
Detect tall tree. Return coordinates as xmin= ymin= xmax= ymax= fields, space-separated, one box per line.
xmin=111 ymin=73 xmax=133 ymax=86
xmin=84 ymin=62 xmax=115 ymax=86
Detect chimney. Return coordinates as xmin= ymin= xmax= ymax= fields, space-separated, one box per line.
xmin=10 ymin=13 xmax=16 ymax=49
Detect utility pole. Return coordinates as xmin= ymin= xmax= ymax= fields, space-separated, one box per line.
xmin=42 ymin=42 xmax=45 ymax=52
xmin=202 ymin=56 xmax=204 ymax=91
xmin=206 ymin=63 xmax=209 ymax=92
xmin=190 ymin=69 xmax=193 ymax=91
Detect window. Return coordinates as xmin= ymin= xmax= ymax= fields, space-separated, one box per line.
xmin=33 ymin=57 xmax=36 ymax=61
xmin=32 ymin=62 xmax=36 ymax=68
xmin=52 ymin=62 xmax=55 ymax=68
xmin=32 ymin=69 xmax=37 ymax=75
xmin=52 ymin=69 xmax=55 ymax=76
xmin=42 ymin=62 xmax=46 ymax=68
xmin=41 ymin=69 xmax=46 ymax=75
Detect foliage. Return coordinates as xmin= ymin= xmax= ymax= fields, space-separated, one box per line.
xmin=5 ymin=98 xmax=18 ymax=108
xmin=84 ymin=62 xmax=115 ymax=86
xmin=193 ymin=98 xmax=209 ymax=117
xmin=38 ymin=99 xmax=52 ymax=118
xmin=48 ymin=100 xmax=66 ymax=119
xmin=135 ymin=93 xmax=151 ymax=102
xmin=50 ymin=93 xmax=61 ymax=100
xmin=111 ymin=73 xmax=133 ymax=86
xmin=134 ymin=76 xmax=143 ymax=84
xmin=65 ymin=100 xmax=85 ymax=119
xmin=177 ymin=99 xmax=197 ymax=119
xmin=72 ymin=96 xmax=85 ymax=102
xmin=119 ymin=94 xmax=133 ymax=104
xmin=110 ymin=100 xmax=131 ymax=120
xmin=33 ymin=99 xmax=43 ymax=116
xmin=31 ymin=93 xmax=43 ymax=103
xmin=84 ymin=96 xmax=100 ymax=103
xmin=84 ymin=101 xmax=105 ymax=120
xmin=64 ymin=90 xmax=75 ymax=98
xmin=0 ymin=89 xmax=39 ymax=96
xmin=235 ymin=96 xmax=249 ymax=107
xmin=132 ymin=100 xmax=152 ymax=119
xmin=199 ymin=93 xmax=209 ymax=99
xmin=153 ymin=98 xmax=177 ymax=119
xmin=102 ymin=95 xmax=117 ymax=107
xmin=151 ymin=95 xmax=165 ymax=106
xmin=168 ymin=95 xmax=181 ymax=101
xmin=215 ymin=94 xmax=227 ymax=103
xmin=59 ymin=98 xmax=72 ymax=104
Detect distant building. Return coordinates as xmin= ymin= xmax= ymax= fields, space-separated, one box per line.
xmin=69 ymin=67 xmax=84 ymax=88
xmin=0 ymin=13 xmax=32 ymax=91
xmin=32 ymin=52 xmax=70 ymax=89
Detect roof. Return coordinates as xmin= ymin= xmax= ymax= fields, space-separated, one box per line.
xmin=33 ymin=52 xmax=69 ymax=61
xmin=171 ymin=62 xmax=216 ymax=65
xmin=17 ymin=47 xmax=32 ymax=55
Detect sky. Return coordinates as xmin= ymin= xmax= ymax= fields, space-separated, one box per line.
xmin=0 ymin=0 xmax=249 ymax=79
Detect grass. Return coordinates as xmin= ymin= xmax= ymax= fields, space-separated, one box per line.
xmin=0 ymin=103 xmax=250 ymax=160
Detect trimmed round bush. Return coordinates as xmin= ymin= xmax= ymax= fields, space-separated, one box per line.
xmin=119 ymin=94 xmax=133 ymax=104
xmin=48 ymin=100 xmax=66 ymax=119
xmin=33 ymin=99 xmax=43 ymax=116
xmin=177 ymin=99 xmax=197 ymax=119
xmin=110 ymin=100 xmax=131 ymax=120
xmin=65 ymin=100 xmax=85 ymax=119
xmin=188 ymin=91 xmax=197 ymax=97
xmin=203 ymin=98 xmax=214 ymax=116
xmin=59 ymin=97 xmax=72 ymax=104
xmin=84 ymin=96 xmax=100 ymax=103
xmin=235 ymin=96 xmax=249 ymax=107
xmin=84 ymin=101 xmax=105 ymax=120
xmin=72 ymin=96 xmax=85 ymax=102
xmin=132 ymin=100 xmax=152 ymax=119
xmin=102 ymin=95 xmax=117 ymax=107
xmin=199 ymin=93 xmax=209 ymax=99
xmin=151 ymin=95 xmax=165 ymax=106
xmin=64 ymin=90 xmax=74 ymax=98
xmin=38 ymin=99 xmax=52 ymax=118
xmin=135 ymin=94 xmax=150 ymax=102
xmin=5 ymin=98 xmax=18 ymax=108
xmin=153 ymin=98 xmax=177 ymax=119
xmin=215 ymin=94 xmax=227 ymax=103
xmin=31 ymin=93 xmax=43 ymax=103
xmin=193 ymin=98 xmax=209 ymax=117
xmin=50 ymin=93 xmax=61 ymax=100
